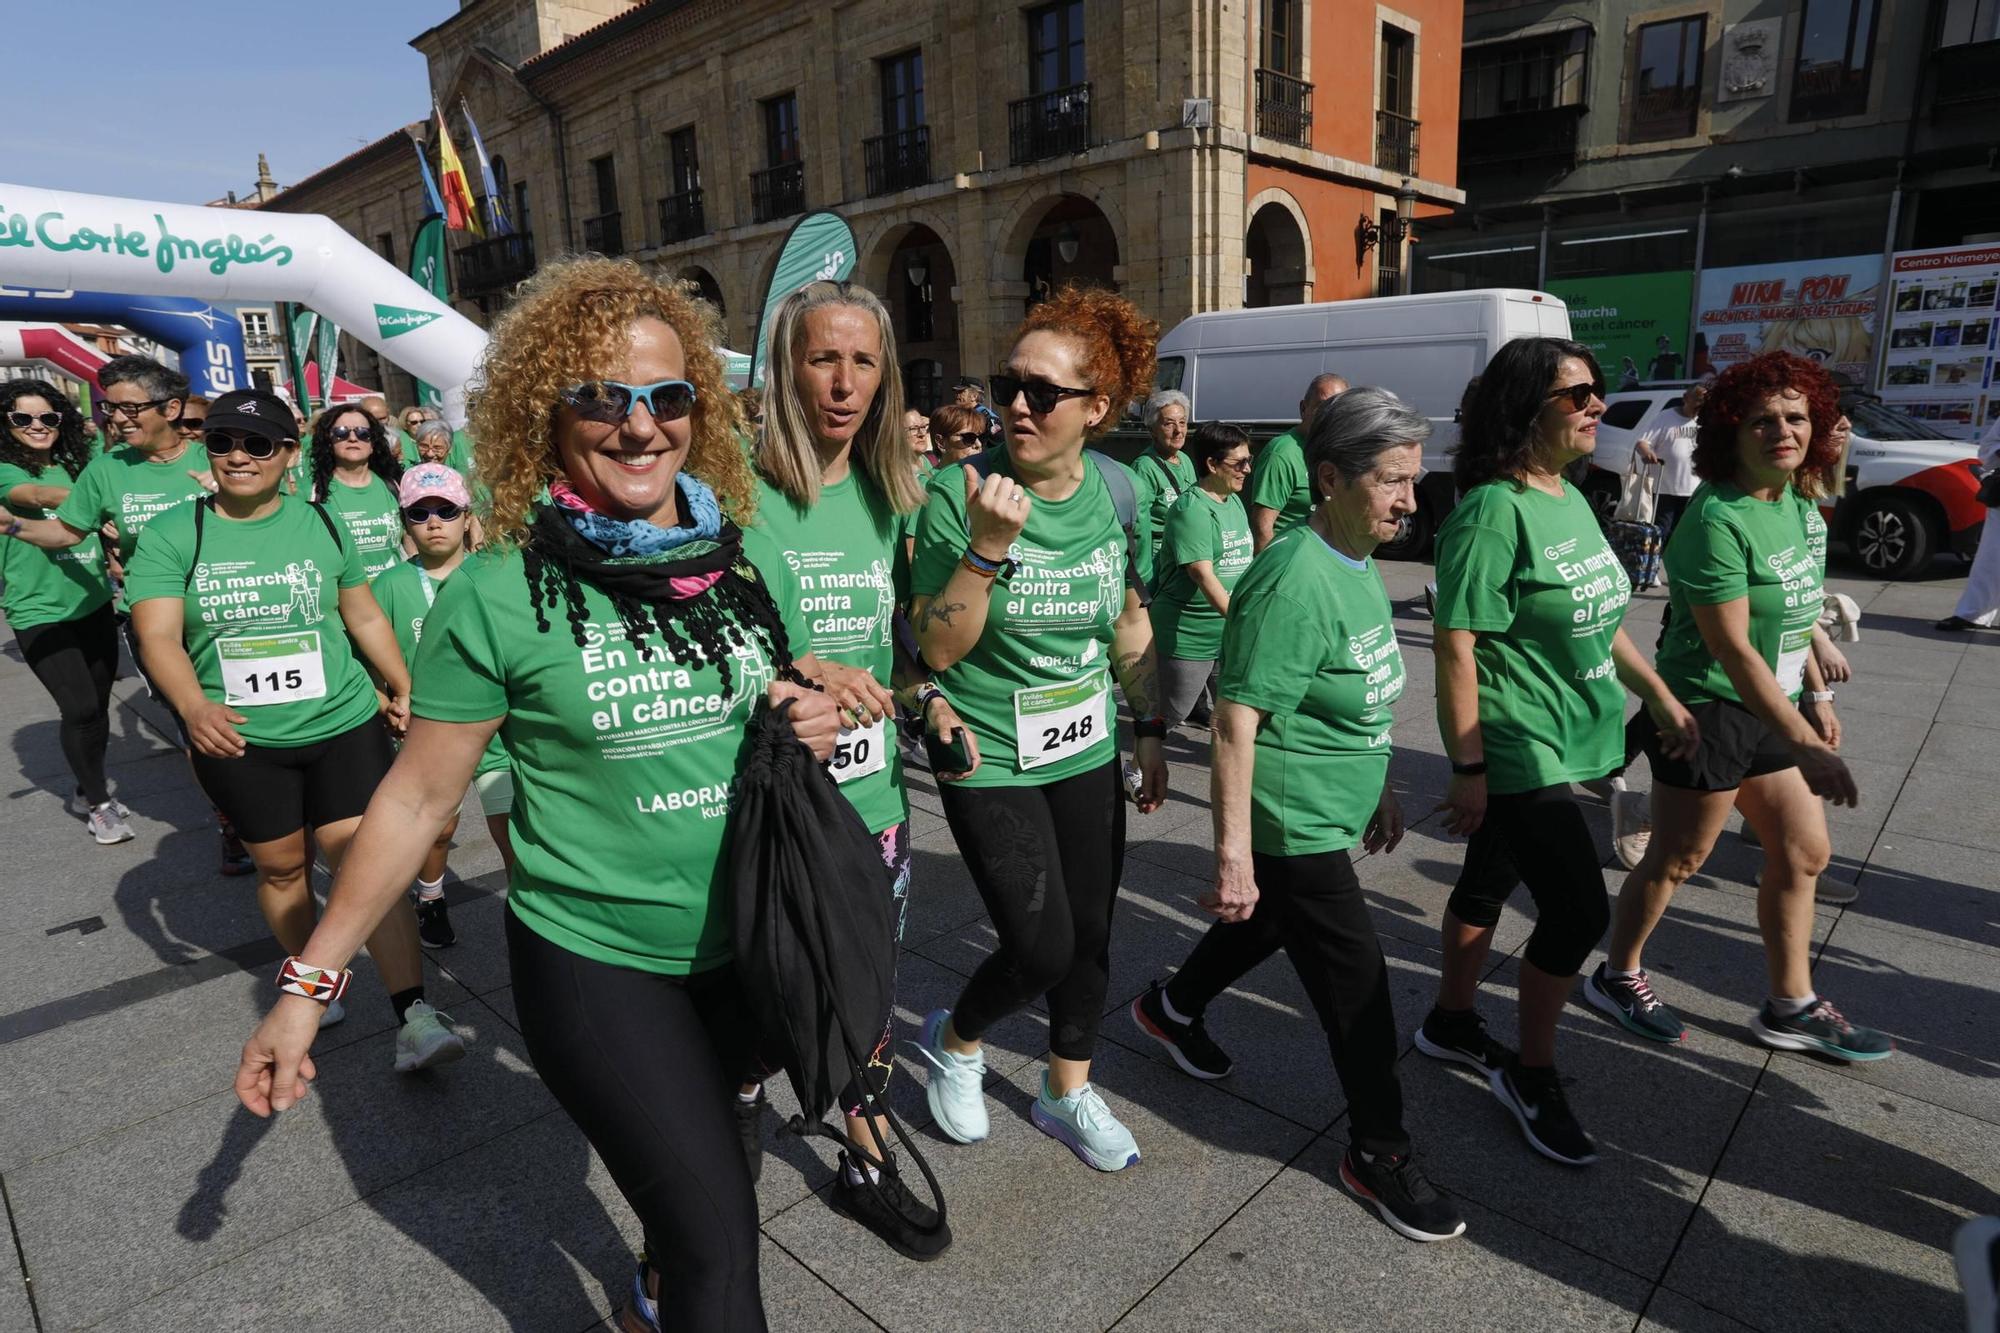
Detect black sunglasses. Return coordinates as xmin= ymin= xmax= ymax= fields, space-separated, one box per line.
xmin=328 ymin=424 xmax=376 ymax=442
xmin=559 ymin=379 xmax=698 ymax=425
xmin=945 ymin=431 xmax=984 ymax=445
xmin=176 ymin=417 xmax=207 ymax=432
xmin=7 ymin=411 xmax=62 ymax=429
xmin=205 ymin=430 xmax=283 ymax=460
xmin=1545 ymin=382 xmax=1605 ymax=412
xmin=990 ymin=374 xmax=1093 ymax=416
xmin=402 ymin=502 xmax=465 ymax=523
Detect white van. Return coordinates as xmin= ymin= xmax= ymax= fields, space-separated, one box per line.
xmin=1154 ymin=289 xmax=1573 ymax=556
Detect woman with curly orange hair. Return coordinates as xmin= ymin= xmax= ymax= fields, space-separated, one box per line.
xmin=909 ymin=285 xmax=1168 ymax=1174
xmin=230 ymin=257 xmax=841 ymax=1333
xmin=1592 ymin=350 xmax=1890 ymax=1063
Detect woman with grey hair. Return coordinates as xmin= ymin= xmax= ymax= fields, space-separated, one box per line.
xmin=1130 ymin=387 xmax=1466 ymax=1244
xmin=1132 ymin=388 xmax=1193 ymax=580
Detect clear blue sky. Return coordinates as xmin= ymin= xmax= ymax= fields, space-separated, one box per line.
xmin=9 ymin=0 xmax=460 ymax=204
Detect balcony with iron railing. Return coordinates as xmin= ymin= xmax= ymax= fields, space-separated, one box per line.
xmin=1254 ymin=69 xmax=1314 ymax=148
xmin=751 ymin=160 xmax=806 ymax=224
xmin=863 ymin=126 xmax=931 ymax=197
xmin=1375 ymin=109 xmax=1419 ymax=174
xmin=455 ymin=232 xmax=536 ymax=297
xmin=1008 ymin=83 xmax=1091 ymax=166
xmin=241 ymin=333 xmax=283 ymax=359
xmin=658 ymin=189 xmax=705 ymax=245
xmin=582 ymin=211 xmax=625 ymax=256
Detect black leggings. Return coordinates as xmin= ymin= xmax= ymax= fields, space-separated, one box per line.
xmin=1446 ymin=785 xmax=1610 ymax=978
xmin=506 ymin=908 xmax=766 ymax=1333
xmin=1166 ymin=849 xmax=1409 ymax=1157
xmin=937 ymin=760 xmax=1125 ymax=1061
xmin=16 ymin=603 xmax=120 ymax=806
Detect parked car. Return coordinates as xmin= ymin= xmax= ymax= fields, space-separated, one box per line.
xmin=1582 ymin=387 xmax=1984 ymax=580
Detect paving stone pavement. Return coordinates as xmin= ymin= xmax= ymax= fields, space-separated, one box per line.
xmin=1 ymin=557 xmax=1995 ymax=1332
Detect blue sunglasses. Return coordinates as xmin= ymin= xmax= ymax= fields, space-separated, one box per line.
xmin=559 ymin=379 xmax=698 ymax=424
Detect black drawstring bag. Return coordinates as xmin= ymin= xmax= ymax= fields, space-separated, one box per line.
xmin=729 ymin=700 xmax=946 ymax=1230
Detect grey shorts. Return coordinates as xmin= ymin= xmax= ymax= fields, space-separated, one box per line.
xmin=1159 ymin=655 xmax=1217 ymax=727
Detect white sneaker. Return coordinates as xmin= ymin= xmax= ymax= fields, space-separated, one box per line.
xmin=1612 ymin=790 xmax=1651 ymax=870
xmin=1580 ymin=775 xmax=1627 ymax=803
xmin=86 ymin=802 xmax=135 ymax=845
xmin=68 ymin=788 xmax=130 ymax=820
xmin=319 ymin=998 xmax=346 ymax=1029
xmin=393 ymin=1000 xmax=468 ymax=1072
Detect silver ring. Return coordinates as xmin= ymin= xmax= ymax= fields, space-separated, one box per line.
xmin=1010 ymin=488 xmax=1025 ymax=503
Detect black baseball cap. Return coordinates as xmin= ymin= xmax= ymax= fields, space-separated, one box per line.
xmin=204 ymin=390 xmax=297 ymax=442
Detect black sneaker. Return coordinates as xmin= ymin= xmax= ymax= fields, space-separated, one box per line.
xmin=735 ymin=1087 xmax=766 ymax=1183
xmin=1490 ymin=1060 xmax=1597 ymax=1166
xmin=828 ymin=1150 xmax=952 ymax=1260
xmin=414 ymin=895 xmax=456 ymax=948
xmin=1413 ymin=1006 xmax=1514 ymax=1073
xmin=1338 ymin=1147 xmax=1466 ymax=1243
xmin=1814 ymin=878 xmax=1860 ymax=906
xmin=1752 ymin=997 xmax=1893 ymax=1062
xmin=1130 ymin=981 xmax=1232 ymax=1080
xmin=1583 ymin=963 xmax=1685 ymax=1043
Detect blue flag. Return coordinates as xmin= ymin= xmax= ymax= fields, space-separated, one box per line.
xmin=410 ymin=130 xmax=446 ymax=219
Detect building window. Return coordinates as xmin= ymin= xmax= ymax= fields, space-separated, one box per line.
xmin=1630 ymin=16 xmax=1705 ymax=141
xmin=590 ymin=155 xmax=618 ymax=216
xmin=880 ymin=49 xmax=924 ymax=134
xmin=763 ymin=93 xmax=800 ymax=166
xmin=375 ymin=232 xmax=396 ymax=265
xmin=1939 ymin=0 xmax=2000 ymax=44
xmin=668 ymin=128 xmax=700 ymax=195
xmin=513 ymin=180 xmax=532 ymax=235
xmin=1028 ymin=0 xmax=1086 ymax=94
xmin=1462 ymin=28 xmax=1590 ymax=118
xmin=1790 ymin=0 xmax=1880 ymax=119
xmin=1377 ymin=25 xmax=1418 ymax=174
xmin=242 ymin=311 xmax=270 ymax=338
xmin=1262 ymin=0 xmax=1301 ymax=76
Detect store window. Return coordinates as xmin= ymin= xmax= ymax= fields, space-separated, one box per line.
xmin=1790 ymin=0 xmax=1880 ymax=120
xmin=1629 ymin=16 xmax=1705 ymax=142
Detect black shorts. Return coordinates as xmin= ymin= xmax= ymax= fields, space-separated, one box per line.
xmin=189 ymin=717 xmax=393 ymax=843
xmin=1644 ymin=697 xmax=1796 ymax=792
xmin=118 ymin=612 xmax=192 ymax=749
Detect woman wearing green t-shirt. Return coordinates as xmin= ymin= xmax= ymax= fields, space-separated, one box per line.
xmin=232 ymin=262 xmax=839 ymax=1333
xmin=1592 ymin=351 xmax=1887 ymax=1062
xmin=1152 ymin=421 xmax=1255 ymax=725
xmin=910 ymin=285 xmax=1168 ymax=1174
xmin=1133 ymin=389 xmax=1194 ymax=579
xmin=1132 ymin=388 xmax=1465 ymax=1243
xmin=1421 ymin=337 xmax=1696 ymax=1168
xmin=127 ymin=389 xmax=463 ymax=1069
xmin=308 ymin=406 xmax=407 ymax=582
xmin=740 ymin=280 xmax=962 ymax=1258
xmin=0 ymin=379 xmax=125 ymax=842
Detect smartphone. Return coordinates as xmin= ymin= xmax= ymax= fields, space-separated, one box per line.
xmin=925 ymin=727 xmax=974 ymax=774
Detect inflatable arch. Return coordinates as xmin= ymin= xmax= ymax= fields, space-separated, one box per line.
xmin=0 ymin=321 xmax=108 ymax=387
xmin=0 ymin=290 xmax=246 ymax=396
xmin=0 ymin=183 xmax=485 ymax=421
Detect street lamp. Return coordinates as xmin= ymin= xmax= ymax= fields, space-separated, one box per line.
xmin=1354 ymin=178 xmax=1419 ymax=294
xmin=905 ymin=252 xmax=928 ymax=288
xmin=1055 ymin=222 xmax=1081 ymax=265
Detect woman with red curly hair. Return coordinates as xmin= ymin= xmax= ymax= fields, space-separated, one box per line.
xmin=1592 ymin=350 xmax=1890 ymax=1063
xmin=909 ymin=285 xmax=1169 ymax=1173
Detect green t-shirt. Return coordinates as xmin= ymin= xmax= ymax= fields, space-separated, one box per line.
xmin=54 ymin=444 xmax=208 ymax=562
xmin=1655 ymin=482 xmax=1827 ymax=705
xmin=1218 ymin=529 xmax=1404 ymax=856
xmin=912 ymin=452 xmax=1134 ymax=787
xmin=410 ymin=545 xmax=787 ymax=975
xmin=1151 ymin=488 xmax=1254 ymax=661
xmin=898 ymin=457 xmax=938 ymax=545
xmin=0 ymin=462 xmax=111 ymax=629
xmin=740 ymin=471 xmax=908 ymax=834
xmin=370 ymin=557 xmax=510 ymax=777
xmin=323 ymin=473 xmax=405 ymax=581
xmin=400 ymin=429 xmax=476 ymax=479
xmin=1249 ymin=430 xmax=1314 ymax=535
xmin=124 ymin=497 xmax=381 ymax=748
xmin=1132 ymin=448 xmax=1198 ymax=572
xmin=1432 ymin=480 xmax=1632 ymax=793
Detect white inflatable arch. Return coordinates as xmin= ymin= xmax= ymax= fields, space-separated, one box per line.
xmin=0 ymin=184 xmax=486 ymax=421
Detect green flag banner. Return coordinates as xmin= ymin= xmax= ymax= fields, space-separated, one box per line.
xmin=283 ymin=304 xmax=317 ymax=414
xmin=315 ymin=315 xmax=340 ymax=407
xmin=408 ymin=216 xmax=448 ymax=411
xmin=749 ymin=210 xmax=856 ymax=388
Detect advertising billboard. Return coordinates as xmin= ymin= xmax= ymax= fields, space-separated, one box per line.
xmin=1547 ymin=271 xmax=1695 ymax=386
xmin=1878 ymin=243 xmax=2000 ymax=439
xmin=1692 ymin=255 xmax=1883 ymax=388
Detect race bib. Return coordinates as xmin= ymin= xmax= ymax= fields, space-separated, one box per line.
xmin=1013 ymin=674 xmax=1109 ymax=770
xmin=1775 ymin=627 xmax=1812 ymax=697
xmin=218 ymin=631 xmax=328 ymax=707
xmin=828 ymin=715 xmax=888 ymax=785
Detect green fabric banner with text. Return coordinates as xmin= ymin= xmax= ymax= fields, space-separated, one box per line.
xmin=749 ymin=210 xmax=856 ymax=388
xmin=408 ymin=216 xmax=449 ymax=412
xmin=1548 ymin=271 xmax=1695 ymax=387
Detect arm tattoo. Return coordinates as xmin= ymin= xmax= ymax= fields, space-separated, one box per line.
xmin=1114 ymin=642 xmax=1161 ymax=719
xmin=919 ymin=599 xmax=966 ymax=632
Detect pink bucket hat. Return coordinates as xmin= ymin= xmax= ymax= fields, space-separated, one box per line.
xmin=398 ymin=463 xmax=472 ymax=510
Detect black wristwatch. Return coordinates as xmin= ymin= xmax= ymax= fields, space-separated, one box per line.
xmin=913 ymin=683 xmax=947 ymax=714
xmin=1450 ymin=759 xmax=1488 ymax=776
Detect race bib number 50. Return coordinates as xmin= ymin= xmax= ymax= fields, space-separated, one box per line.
xmin=828 ymin=715 xmax=888 ymax=785
xmin=217 ymin=631 xmax=328 ymax=707
xmin=1013 ymin=674 xmax=1110 ymax=770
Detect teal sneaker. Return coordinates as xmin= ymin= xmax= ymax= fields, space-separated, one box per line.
xmin=912 ymin=1009 xmax=989 ymax=1143
xmin=1752 ymin=998 xmax=1892 ymax=1062
xmin=1031 ymin=1075 xmax=1140 ymax=1172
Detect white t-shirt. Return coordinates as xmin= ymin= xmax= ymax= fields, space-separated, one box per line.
xmin=1639 ymin=408 xmax=1701 ymax=498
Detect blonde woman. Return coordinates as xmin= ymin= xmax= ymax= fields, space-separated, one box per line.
xmin=232 ymin=258 xmax=840 ymax=1333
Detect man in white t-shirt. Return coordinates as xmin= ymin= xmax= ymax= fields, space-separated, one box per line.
xmin=1634 ymin=380 xmax=1707 ymax=537
xmin=1938 ymin=412 xmax=2000 ymax=632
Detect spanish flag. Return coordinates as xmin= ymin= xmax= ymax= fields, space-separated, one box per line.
xmin=434 ymin=101 xmax=483 ymax=237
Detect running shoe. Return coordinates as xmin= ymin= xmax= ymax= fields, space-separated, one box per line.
xmin=414 ymin=895 xmax=456 ymax=948
xmin=1489 ymin=1060 xmax=1597 ymax=1166
xmin=68 ymin=788 xmax=129 ymax=820
xmin=1815 ymin=878 xmax=1861 ymax=906
xmin=1583 ymin=963 xmax=1686 ymax=1043
xmin=86 ymin=802 xmax=135 ymax=845
xmin=1611 ymin=790 xmax=1651 ymax=870
xmin=911 ymin=1008 xmax=989 ymax=1144
xmin=1413 ymin=1006 xmax=1514 ymax=1074
xmin=1130 ymin=981 xmax=1233 ymax=1080
xmin=218 ymin=820 xmax=254 ymax=877
xmin=392 ymin=1001 xmax=469 ymax=1073
xmin=318 ymin=998 xmax=346 ymax=1030
xmin=616 ymin=1261 xmax=660 ymax=1333
xmin=1954 ymin=1215 xmax=1999 ymax=1333
xmin=1579 ymin=775 xmax=1625 ymax=803
xmin=828 ymin=1150 xmax=952 ymax=1260
xmin=1338 ymin=1147 xmax=1466 ymax=1243
xmin=1751 ymin=998 xmax=1893 ymax=1062
xmin=1935 ymin=615 xmax=1980 ymax=632
xmin=735 ymin=1086 xmax=766 ymax=1184
xmin=1031 ymin=1075 xmax=1140 ymax=1172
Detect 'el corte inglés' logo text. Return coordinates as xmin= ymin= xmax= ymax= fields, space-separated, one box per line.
xmin=375 ymin=303 xmax=441 ymax=338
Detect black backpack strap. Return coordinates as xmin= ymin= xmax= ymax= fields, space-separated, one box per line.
xmin=303 ymin=499 xmax=344 ymax=554
xmin=1085 ymin=450 xmax=1150 ymax=607
xmin=184 ymin=495 xmax=215 ymax=590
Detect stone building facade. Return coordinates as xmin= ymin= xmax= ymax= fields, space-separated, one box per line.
xmin=264 ymin=0 xmax=1463 ymax=410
